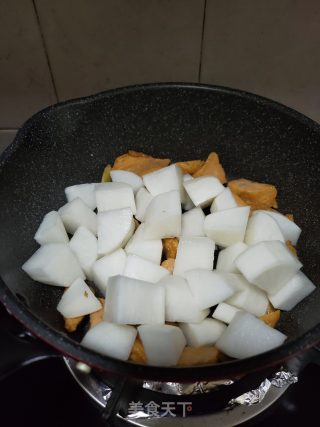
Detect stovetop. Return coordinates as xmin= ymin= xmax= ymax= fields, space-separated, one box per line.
xmin=0 ymin=358 xmax=319 ymax=426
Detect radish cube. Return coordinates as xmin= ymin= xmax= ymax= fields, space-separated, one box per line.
xmin=34 ymin=211 xmax=69 ymax=245
xmin=210 ymin=188 xmax=237 ymax=213
xmin=124 ymin=254 xmax=170 ymax=283
xmin=57 ymin=277 xmax=102 ymax=317
xmin=204 ymin=206 xmax=250 ymax=247
xmin=235 ymin=241 xmax=302 ymax=293
xmin=65 ymin=183 xmax=97 ymax=210
xmin=92 ymin=249 xmax=127 ymax=294
xmin=125 ymin=224 xmax=162 ymax=265
xmin=216 ymin=312 xmax=287 ymax=359
xmin=97 ymin=208 xmax=134 ymax=256
xmin=144 ymin=190 xmax=181 ymax=239
xmin=59 ymin=198 xmax=97 ymax=235
xmin=259 ymin=210 xmax=301 ymax=245
xmin=110 ymin=170 xmax=143 ymax=194
xmin=143 ymin=164 xmax=185 ymax=203
xmin=69 ymin=226 xmax=97 ymax=280
xmin=138 ymin=324 xmax=186 ymax=366
xmin=212 ymin=303 xmax=242 ymax=324
xmin=160 ymin=275 xmax=209 ymax=323
xmin=183 ymin=176 xmax=224 ymax=208
xmin=173 ymin=237 xmax=215 ymax=277
xmin=216 ymin=242 xmax=248 ymax=273
xmin=105 ymin=275 xmax=165 ymax=324
xmin=179 ymin=319 xmax=226 ymax=347
xmin=82 ymin=321 xmax=137 ymax=361
xmin=225 ymin=274 xmax=269 ymax=317
xmin=182 ymin=174 xmax=195 ymax=211
xmin=244 ymin=212 xmax=285 ymax=245
xmin=95 ymin=182 xmax=136 ymax=214
xmin=22 ymin=243 xmax=84 ymax=287
xmin=135 ymin=187 xmax=153 ymax=222
xmin=268 ymin=271 xmax=316 ymax=311
xmin=181 ymin=207 xmax=205 ymax=237
xmin=185 ymin=270 xmax=235 ymax=309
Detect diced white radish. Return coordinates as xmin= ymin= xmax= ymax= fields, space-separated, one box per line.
xmin=216 ymin=242 xmax=248 ymax=273
xmin=183 ymin=176 xmax=224 ymax=208
xmin=97 ymin=208 xmax=134 ymax=256
xmin=182 ymin=174 xmax=195 ymax=211
xmin=95 ymin=182 xmax=136 ymax=214
xmin=181 ymin=207 xmax=205 ymax=237
xmin=268 ymin=271 xmax=316 ymax=311
xmin=82 ymin=321 xmax=137 ymax=361
xmin=105 ymin=275 xmax=165 ymax=324
xmin=124 ymin=254 xmax=170 ymax=283
xmin=143 ymin=164 xmax=185 ymax=203
xmin=22 ymin=243 xmax=85 ymax=287
xmin=160 ymin=275 xmax=209 ymax=323
xmin=34 ymin=211 xmax=69 ymax=245
xmin=235 ymin=241 xmax=302 ymax=293
xmin=110 ymin=170 xmax=143 ymax=194
xmin=216 ymin=312 xmax=287 ymax=359
xmin=58 ymin=198 xmax=97 ymax=235
xmin=138 ymin=324 xmax=186 ymax=366
xmin=92 ymin=249 xmax=127 ymax=294
xmin=69 ymin=226 xmax=97 ymax=281
xmin=65 ymin=183 xmax=97 ymax=210
xmin=57 ymin=277 xmax=102 ymax=317
xmin=135 ymin=187 xmax=153 ymax=222
xmin=212 ymin=303 xmax=242 ymax=324
xmin=173 ymin=237 xmax=215 ymax=278
xmin=144 ymin=190 xmax=181 ymax=239
xmin=185 ymin=270 xmax=235 ymax=309
xmin=125 ymin=224 xmax=162 ymax=264
xmin=244 ymin=212 xmax=285 ymax=246
xmin=179 ymin=319 xmax=226 ymax=347
xmin=259 ymin=210 xmax=301 ymax=246
xmin=204 ymin=206 xmax=250 ymax=247
xmin=210 ymin=188 xmax=238 ymax=213
xmin=225 ymin=274 xmax=269 ymax=317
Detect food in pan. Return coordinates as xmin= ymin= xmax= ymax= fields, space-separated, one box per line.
xmin=22 ymin=151 xmax=316 ymax=367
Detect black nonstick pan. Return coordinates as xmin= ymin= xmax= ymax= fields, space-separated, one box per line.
xmin=0 ymin=83 xmax=319 ymax=387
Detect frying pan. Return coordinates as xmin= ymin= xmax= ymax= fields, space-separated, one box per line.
xmin=0 ymin=83 xmax=319 ymax=388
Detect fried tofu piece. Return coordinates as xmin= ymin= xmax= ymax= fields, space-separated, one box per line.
xmin=129 ymin=336 xmax=147 ymax=364
xmin=228 ymin=178 xmax=278 ymax=210
xmin=176 ymin=160 xmax=204 ymax=175
xmin=230 ymin=190 xmax=248 ymax=207
xmin=177 ymin=346 xmax=220 ymax=366
xmin=64 ymin=315 xmax=85 ymax=333
xmin=161 ymin=258 xmax=175 ymax=273
xmin=260 ymin=309 xmax=281 ymax=328
xmin=192 ymin=152 xmax=227 ymax=184
xmin=89 ymin=298 xmax=105 ymax=329
xmin=101 ymin=164 xmax=112 ymax=182
xmin=112 ymin=151 xmax=170 ymax=176
xmin=286 ymin=240 xmax=298 ymax=257
xmin=163 ymin=238 xmax=179 ymax=259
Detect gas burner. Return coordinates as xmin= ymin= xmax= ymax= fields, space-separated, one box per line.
xmin=64 ymin=357 xmax=290 ymax=426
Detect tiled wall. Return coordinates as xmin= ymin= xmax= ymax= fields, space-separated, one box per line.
xmin=1 ymin=0 xmax=320 ymax=150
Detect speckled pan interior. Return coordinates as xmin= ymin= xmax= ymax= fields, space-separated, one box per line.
xmin=0 ymin=83 xmax=319 ymax=381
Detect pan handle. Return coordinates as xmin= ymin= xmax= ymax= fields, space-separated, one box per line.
xmin=0 ymin=302 xmax=58 ymax=381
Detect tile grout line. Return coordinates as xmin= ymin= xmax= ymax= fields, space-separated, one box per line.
xmin=32 ymin=0 xmax=59 ymax=102
xmin=198 ymin=0 xmax=207 ymax=83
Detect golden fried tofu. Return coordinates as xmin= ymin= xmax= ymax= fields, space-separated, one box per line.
xmin=129 ymin=336 xmax=147 ymax=364
xmin=192 ymin=152 xmax=227 ymax=183
xmin=176 ymin=160 xmax=204 ymax=175
xmin=163 ymin=238 xmax=179 ymax=259
xmin=89 ymin=298 xmax=105 ymax=329
xmin=64 ymin=315 xmax=84 ymax=333
xmin=260 ymin=309 xmax=281 ymax=328
xmin=230 ymin=190 xmax=248 ymax=207
xmin=161 ymin=258 xmax=175 ymax=273
xmin=101 ymin=164 xmax=112 ymax=182
xmin=228 ymin=178 xmax=278 ymax=210
xmin=112 ymin=151 xmax=170 ymax=176
xmin=177 ymin=346 xmax=220 ymax=366
xmin=286 ymin=240 xmax=298 ymax=257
